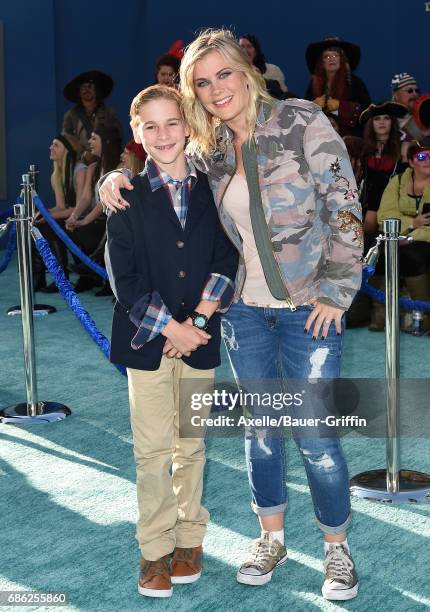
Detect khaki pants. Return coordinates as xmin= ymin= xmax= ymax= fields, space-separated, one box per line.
xmin=127 ymin=357 xmax=214 ymax=561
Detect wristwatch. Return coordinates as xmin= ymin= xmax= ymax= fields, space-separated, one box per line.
xmin=190 ymin=311 xmax=209 ymax=331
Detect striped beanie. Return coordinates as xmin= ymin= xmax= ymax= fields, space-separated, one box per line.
xmin=391 ymin=73 xmax=417 ymax=92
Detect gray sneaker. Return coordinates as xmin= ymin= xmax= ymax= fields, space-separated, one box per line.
xmin=236 ymin=531 xmax=288 ymax=586
xmin=322 ymin=543 xmax=358 ymax=601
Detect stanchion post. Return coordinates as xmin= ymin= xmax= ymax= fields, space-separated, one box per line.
xmin=1 ymin=204 xmax=37 ymax=415
xmin=22 ymin=174 xmax=34 ymax=294
xmin=29 ymin=164 xmax=39 ymax=193
xmin=14 ymin=204 xmax=38 ymax=415
xmin=6 ymin=172 xmax=56 ymax=316
xmin=384 ymin=219 xmax=400 ymax=493
xmin=349 ymin=218 xmax=430 ymax=503
xmin=0 ymin=206 xmax=71 ymax=424
xmin=29 ymin=165 xmax=39 ymax=219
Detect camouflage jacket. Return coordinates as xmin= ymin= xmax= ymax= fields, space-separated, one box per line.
xmin=194 ymin=99 xmax=363 ymax=310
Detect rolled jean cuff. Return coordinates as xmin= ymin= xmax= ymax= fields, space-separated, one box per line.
xmin=315 ymin=512 xmax=352 ymax=535
xmin=251 ymin=501 xmax=288 ymax=516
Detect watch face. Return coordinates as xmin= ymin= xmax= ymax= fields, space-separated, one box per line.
xmin=194 ymin=315 xmax=206 ymax=329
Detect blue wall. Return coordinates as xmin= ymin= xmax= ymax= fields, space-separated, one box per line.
xmin=1 ymin=0 xmax=57 ymax=209
xmin=1 ymin=0 xmax=429 ymax=216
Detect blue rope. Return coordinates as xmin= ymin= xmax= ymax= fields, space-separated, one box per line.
xmin=360 ymin=264 xmax=430 ymax=311
xmin=33 ymin=232 xmax=126 ymax=377
xmin=33 ymin=194 xmax=108 ymax=280
xmin=0 ymin=223 xmax=17 ymax=274
xmin=0 ymin=206 xmax=14 ymax=221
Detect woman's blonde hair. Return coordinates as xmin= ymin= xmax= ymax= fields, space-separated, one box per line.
xmin=180 ymin=28 xmax=274 ymax=158
xmin=51 ymin=133 xmax=81 ymax=205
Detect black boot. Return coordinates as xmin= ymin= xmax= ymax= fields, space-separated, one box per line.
xmin=50 ymin=237 xmax=69 ymax=276
xmin=368 ymin=276 xmax=385 ymax=332
xmin=74 ymin=275 xmax=102 ymax=293
xmin=32 ymin=243 xmax=47 ymax=292
xmin=95 ymin=281 xmax=113 ymax=297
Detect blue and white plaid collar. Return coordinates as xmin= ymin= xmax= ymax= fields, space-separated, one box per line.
xmin=146 ymin=156 xmax=198 ymax=193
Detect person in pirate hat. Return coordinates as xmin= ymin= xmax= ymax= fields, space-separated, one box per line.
xmin=305 ymin=36 xmax=370 ymax=136
xmin=62 ymin=70 xmax=122 ymax=150
xmin=353 ymin=102 xmax=408 ymax=331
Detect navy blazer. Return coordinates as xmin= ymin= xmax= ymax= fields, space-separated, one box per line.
xmin=105 ymin=168 xmax=238 ymax=371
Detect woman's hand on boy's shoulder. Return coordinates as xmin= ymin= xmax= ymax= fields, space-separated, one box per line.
xmin=99 ymin=171 xmax=134 ymax=212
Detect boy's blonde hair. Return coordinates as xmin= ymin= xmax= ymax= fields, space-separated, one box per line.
xmin=180 ymin=28 xmax=274 ymax=158
xmin=129 ymin=84 xmax=185 ymax=130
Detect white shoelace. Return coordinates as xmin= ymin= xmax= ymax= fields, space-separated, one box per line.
xmin=245 ymin=538 xmax=281 ymax=570
xmin=324 ymin=546 xmax=354 ymax=583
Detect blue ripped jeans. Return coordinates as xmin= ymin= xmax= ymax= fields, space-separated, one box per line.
xmin=221 ymin=300 xmax=351 ymax=535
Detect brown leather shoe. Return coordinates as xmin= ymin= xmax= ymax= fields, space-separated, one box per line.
xmin=138 ymin=555 xmax=172 ymax=598
xmin=171 ymin=545 xmax=203 ymax=584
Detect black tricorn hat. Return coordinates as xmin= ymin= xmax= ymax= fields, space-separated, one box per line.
xmin=63 ymin=70 xmax=113 ymax=103
xmin=306 ymin=36 xmax=361 ymax=73
xmin=413 ymin=94 xmax=430 ymax=130
xmin=359 ymin=101 xmax=409 ymax=125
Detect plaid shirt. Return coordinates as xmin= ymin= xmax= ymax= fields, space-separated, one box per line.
xmin=135 ymin=157 xmax=234 ymax=345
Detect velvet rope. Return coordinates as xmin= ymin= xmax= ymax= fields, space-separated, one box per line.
xmin=33 ymin=194 xmax=108 ymax=280
xmin=33 ymin=231 xmax=126 ymax=376
xmin=0 ymin=223 xmax=17 ymax=274
xmin=360 ymin=264 xmax=430 ymax=311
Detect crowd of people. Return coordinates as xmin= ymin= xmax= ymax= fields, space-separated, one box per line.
xmin=29 ymin=29 xmax=430 ymax=603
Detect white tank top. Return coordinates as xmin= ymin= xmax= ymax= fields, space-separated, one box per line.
xmin=222 ymin=173 xmax=286 ymax=307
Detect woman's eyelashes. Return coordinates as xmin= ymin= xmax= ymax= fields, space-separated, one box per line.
xmin=195 ymin=71 xmax=233 ymax=88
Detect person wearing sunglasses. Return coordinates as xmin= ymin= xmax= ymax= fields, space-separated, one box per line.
xmin=391 ymin=73 xmax=430 ymax=143
xmin=378 ymin=141 xmax=430 ymax=333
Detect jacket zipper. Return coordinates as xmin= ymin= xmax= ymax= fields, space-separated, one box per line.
xmin=251 ymin=137 xmax=296 ymax=311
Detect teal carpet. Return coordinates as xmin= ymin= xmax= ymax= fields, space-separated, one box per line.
xmin=1 ymin=255 xmax=429 ymax=611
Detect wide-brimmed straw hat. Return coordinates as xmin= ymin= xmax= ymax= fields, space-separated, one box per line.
xmin=359 ymin=101 xmax=409 ymax=125
xmin=63 ymin=70 xmax=113 ymax=103
xmin=306 ymin=36 xmax=361 ymax=73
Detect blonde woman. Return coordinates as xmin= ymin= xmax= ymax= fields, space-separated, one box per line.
xmin=34 ymin=133 xmax=86 ymax=292
xmin=99 ymin=29 xmax=363 ymax=601
xmin=47 ymin=133 xmax=86 ymax=218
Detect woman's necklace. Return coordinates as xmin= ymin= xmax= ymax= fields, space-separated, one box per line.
xmin=411 ymin=171 xmax=423 ymax=210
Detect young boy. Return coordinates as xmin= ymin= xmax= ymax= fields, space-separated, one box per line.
xmin=105 ymin=85 xmax=238 ymax=598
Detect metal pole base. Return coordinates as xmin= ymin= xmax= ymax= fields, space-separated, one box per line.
xmin=7 ymin=304 xmax=57 ymax=316
xmin=350 ymin=469 xmax=430 ymax=503
xmin=0 ymin=401 xmax=71 ymax=425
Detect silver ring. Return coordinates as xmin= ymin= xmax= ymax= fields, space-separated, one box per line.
xmin=324 ymin=318 xmax=332 ymax=325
